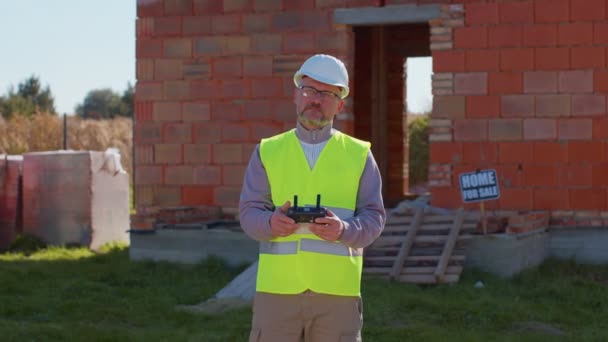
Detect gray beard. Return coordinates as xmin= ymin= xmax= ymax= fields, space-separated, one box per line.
xmin=297 ymin=110 xmax=332 ymax=129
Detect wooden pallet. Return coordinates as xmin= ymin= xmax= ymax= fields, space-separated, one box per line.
xmin=364 ymin=208 xmax=477 ymax=284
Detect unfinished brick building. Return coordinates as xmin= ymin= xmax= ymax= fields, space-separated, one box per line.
xmin=133 ymin=0 xmax=608 ymax=230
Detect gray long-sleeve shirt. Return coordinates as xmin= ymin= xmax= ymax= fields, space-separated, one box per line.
xmin=239 ymin=121 xmax=386 ymax=249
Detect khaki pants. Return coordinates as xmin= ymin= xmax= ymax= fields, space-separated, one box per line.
xmin=248 ymin=291 xmax=363 ymax=342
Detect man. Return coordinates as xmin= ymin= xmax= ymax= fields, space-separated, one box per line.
xmin=239 ymin=54 xmax=386 ymax=342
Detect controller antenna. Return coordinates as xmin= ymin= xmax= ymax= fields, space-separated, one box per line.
xmin=293 ymin=195 xmax=298 ymax=209
xmin=316 ymin=194 xmax=321 ymax=209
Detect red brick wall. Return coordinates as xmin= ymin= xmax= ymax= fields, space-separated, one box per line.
xmin=429 ymin=0 xmax=608 ymax=217
xmin=134 ymin=0 xmax=387 ymax=214
xmin=135 ymin=0 xmax=608 ymax=226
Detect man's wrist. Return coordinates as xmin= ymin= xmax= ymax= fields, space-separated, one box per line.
xmin=337 ymin=220 xmax=345 ymax=239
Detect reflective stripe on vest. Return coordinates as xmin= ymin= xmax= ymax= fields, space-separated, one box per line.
xmin=260 ymin=239 xmax=363 ymax=257
xmin=258 ymin=130 xmax=370 ymax=296
xmin=260 ymin=241 xmax=298 ymax=255
xmin=300 ymin=239 xmax=363 ymax=257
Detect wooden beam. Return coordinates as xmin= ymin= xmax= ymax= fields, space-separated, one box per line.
xmin=434 ymin=208 xmax=465 ymax=282
xmin=334 ymin=5 xmax=441 ymax=26
xmin=397 ymin=273 xmax=460 ymax=284
xmin=389 ymin=207 xmax=423 ymax=279
xmin=365 ymin=265 xmax=462 ymax=275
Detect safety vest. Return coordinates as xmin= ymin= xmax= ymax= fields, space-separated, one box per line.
xmin=258 ymin=129 xmax=370 ymax=296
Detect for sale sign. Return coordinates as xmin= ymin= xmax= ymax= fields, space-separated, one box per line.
xmin=459 ymin=169 xmax=500 ymax=203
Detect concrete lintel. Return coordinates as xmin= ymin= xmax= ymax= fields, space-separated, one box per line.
xmin=333 ymin=5 xmax=440 ymax=26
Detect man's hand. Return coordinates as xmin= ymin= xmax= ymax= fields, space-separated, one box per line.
xmin=270 ymin=201 xmax=298 ymax=237
xmin=310 ymin=209 xmax=344 ymax=242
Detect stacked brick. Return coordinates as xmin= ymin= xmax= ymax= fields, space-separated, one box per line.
xmin=131 ymin=205 xmax=222 ymax=230
xmin=506 ymin=211 xmax=549 ymax=234
xmin=0 ymin=155 xmax=23 ymax=250
xmin=429 ymin=0 xmax=608 ymax=228
xmin=428 ymin=4 xmax=464 ymax=193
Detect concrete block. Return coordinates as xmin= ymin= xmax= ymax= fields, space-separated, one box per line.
xmin=464 ymin=231 xmax=549 ymax=278
xmin=0 ymin=155 xmax=23 ymax=250
xmin=22 ymin=150 xmax=129 ymax=250
xmin=548 ymin=227 xmax=608 ymax=264
xmin=215 ymin=260 xmax=257 ymax=301
xmin=129 ymin=227 xmax=258 ymax=267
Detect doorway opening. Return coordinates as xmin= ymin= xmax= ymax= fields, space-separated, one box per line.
xmin=353 ymin=24 xmax=431 ymax=207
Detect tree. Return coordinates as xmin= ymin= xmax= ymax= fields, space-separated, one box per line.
xmin=0 ymin=75 xmax=56 ymax=118
xmin=120 ymin=82 xmax=134 ymax=118
xmin=76 ymin=84 xmax=133 ymax=119
xmin=408 ymin=114 xmax=429 ymax=187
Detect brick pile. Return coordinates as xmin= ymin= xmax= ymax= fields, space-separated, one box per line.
xmin=130 ymin=205 xmax=224 ymax=230
xmin=506 ymin=211 xmax=550 ymax=234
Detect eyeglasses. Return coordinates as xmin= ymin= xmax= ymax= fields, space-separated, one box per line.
xmin=298 ymin=85 xmax=340 ymax=101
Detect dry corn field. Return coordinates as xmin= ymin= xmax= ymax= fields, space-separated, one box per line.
xmin=0 ymin=113 xmax=132 ymax=178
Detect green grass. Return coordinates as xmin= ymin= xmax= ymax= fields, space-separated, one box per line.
xmin=1 ymin=245 xmax=607 ymax=341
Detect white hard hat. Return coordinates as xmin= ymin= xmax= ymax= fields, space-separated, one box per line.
xmin=293 ymin=54 xmax=349 ymax=99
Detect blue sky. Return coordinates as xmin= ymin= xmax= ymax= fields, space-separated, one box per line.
xmin=0 ymin=0 xmax=135 ymax=114
xmin=407 ymin=57 xmax=432 ymax=114
xmin=0 ymin=1 xmax=431 ymax=115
